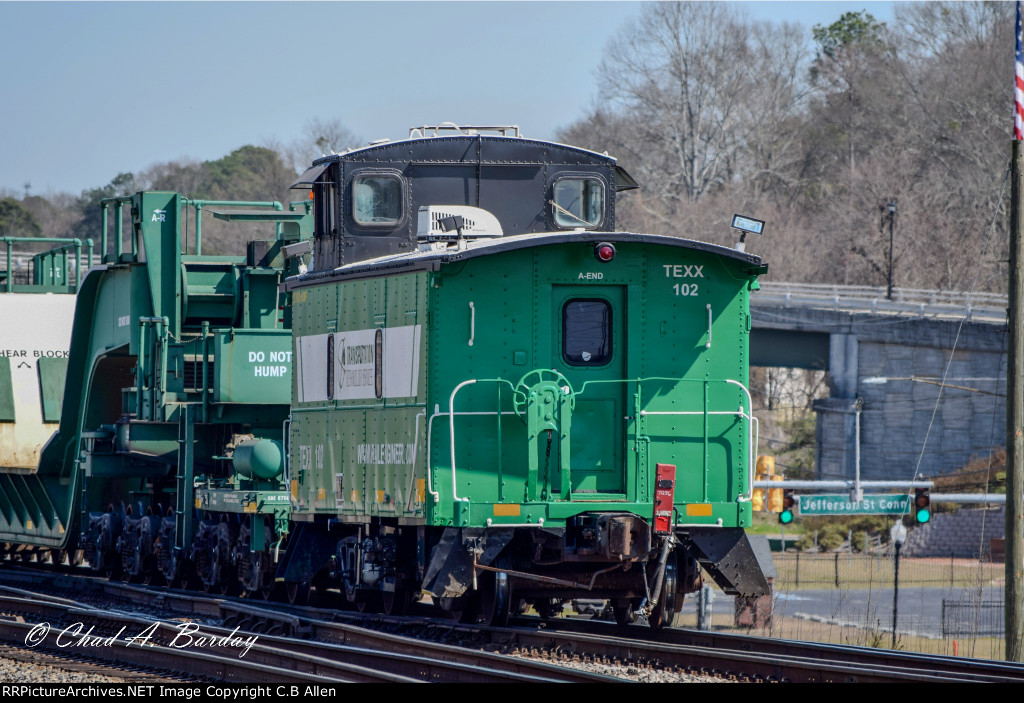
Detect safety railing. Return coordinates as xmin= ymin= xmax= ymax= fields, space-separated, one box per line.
xmin=179 ymin=198 xmax=284 ymax=255
xmin=99 ymin=196 xmax=289 ymax=260
xmin=1 ymin=237 xmax=94 ymax=293
xmin=427 ymin=375 xmax=756 ymax=510
xmin=98 ymin=195 xmax=134 ymax=262
xmin=629 ymin=378 xmax=758 ymax=503
xmin=426 ymin=378 xmax=517 ymax=506
xmin=754 ymin=281 xmax=1006 ymax=322
xmin=577 ymin=377 xmax=757 ymax=504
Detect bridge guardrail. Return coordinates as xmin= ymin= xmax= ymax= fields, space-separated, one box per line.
xmin=753 ymin=282 xmax=1007 ymax=323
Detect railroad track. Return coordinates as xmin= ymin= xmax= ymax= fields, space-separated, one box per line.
xmin=3 ymin=563 xmax=1022 ymax=683
xmin=0 ymin=567 xmax=619 ymax=683
xmin=0 ymin=641 xmax=186 ymax=683
xmin=594 ymin=619 xmax=1024 ymax=683
xmin=490 ymin=616 xmax=1024 ymax=683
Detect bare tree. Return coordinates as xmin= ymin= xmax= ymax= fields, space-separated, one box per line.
xmin=740 ymin=21 xmax=813 ymax=206
xmin=598 ymin=2 xmax=750 ymax=207
xmin=287 ymin=118 xmax=361 ymax=172
xmin=582 ymin=2 xmax=813 ymax=244
xmin=140 ymin=158 xmax=206 ymax=197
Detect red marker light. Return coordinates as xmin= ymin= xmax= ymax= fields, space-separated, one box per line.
xmin=594 ymin=242 xmax=616 ymax=262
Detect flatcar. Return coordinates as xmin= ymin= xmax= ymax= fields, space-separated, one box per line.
xmin=277 ymin=124 xmax=769 ymax=625
xmin=0 ymin=193 xmax=312 ymax=594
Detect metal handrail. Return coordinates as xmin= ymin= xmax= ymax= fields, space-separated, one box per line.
xmin=180 ymin=198 xmax=284 ymax=255
xmin=1 ymin=237 xmax=94 ymax=293
xmin=426 ymin=408 xmax=518 ymax=505
xmin=430 ymin=375 xmax=756 ymax=509
xmin=754 ymin=281 xmax=1006 ymax=322
xmin=758 ymin=281 xmax=1006 ymax=304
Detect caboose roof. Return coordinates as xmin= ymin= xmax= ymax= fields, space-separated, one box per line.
xmin=283 ymin=231 xmax=766 ymax=291
xmin=309 ymin=133 xmax=615 ymax=165
xmin=293 ymin=134 xmax=640 ymax=192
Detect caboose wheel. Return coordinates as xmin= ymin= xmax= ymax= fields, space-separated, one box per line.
xmin=647 ymin=551 xmax=682 ymax=629
xmin=612 ymin=599 xmax=638 ymax=626
xmin=479 ymin=553 xmax=512 ymax=626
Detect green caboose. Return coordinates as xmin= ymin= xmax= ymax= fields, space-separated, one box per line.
xmin=281 ymin=126 xmax=769 ymax=625
xmin=286 ymin=244 xmax=772 ymax=621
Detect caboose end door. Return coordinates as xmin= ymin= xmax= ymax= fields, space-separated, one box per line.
xmin=550 ymin=284 xmax=627 ymax=498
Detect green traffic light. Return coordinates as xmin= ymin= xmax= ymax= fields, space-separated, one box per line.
xmin=779 ymin=510 xmax=794 ymax=525
xmin=916 ymin=508 xmax=930 ymax=523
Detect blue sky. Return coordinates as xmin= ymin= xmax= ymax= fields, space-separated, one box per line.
xmin=0 ymin=1 xmax=897 ymax=196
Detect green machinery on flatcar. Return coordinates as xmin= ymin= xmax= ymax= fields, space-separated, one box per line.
xmin=0 ymin=191 xmax=312 ymax=593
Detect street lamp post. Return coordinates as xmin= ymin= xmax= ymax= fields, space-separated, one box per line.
xmin=886 ymin=199 xmax=897 ymax=300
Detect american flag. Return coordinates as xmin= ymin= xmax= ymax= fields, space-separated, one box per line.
xmin=1017 ymin=0 xmax=1024 ymax=139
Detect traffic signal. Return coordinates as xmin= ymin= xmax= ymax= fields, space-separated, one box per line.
xmin=754 ymin=456 xmax=775 ymax=513
xmin=779 ymin=490 xmax=795 ymax=525
xmin=914 ymin=487 xmax=931 ymax=523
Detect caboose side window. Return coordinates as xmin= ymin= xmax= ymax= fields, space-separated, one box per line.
xmin=353 ymin=175 xmax=402 ymax=225
xmin=563 ymin=299 xmax=611 ymax=366
xmin=314 ymin=179 xmax=335 ymax=237
xmin=553 ymin=178 xmax=604 ymax=228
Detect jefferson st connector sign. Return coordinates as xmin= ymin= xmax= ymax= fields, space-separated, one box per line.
xmin=797 ymin=494 xmax=912 ymax=516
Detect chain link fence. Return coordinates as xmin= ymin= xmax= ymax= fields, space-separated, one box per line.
xmin=743 ymin=551 xmax=1009 ymax=658
xmin=772 ymin=552 xmax=1002 ymax=591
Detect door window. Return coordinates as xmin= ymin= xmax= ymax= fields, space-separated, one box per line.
xmin=563 ymin=299 xmax=611 ymax=366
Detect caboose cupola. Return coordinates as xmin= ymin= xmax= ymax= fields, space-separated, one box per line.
xmin=291 ymin=123 xmax=638 ymax=272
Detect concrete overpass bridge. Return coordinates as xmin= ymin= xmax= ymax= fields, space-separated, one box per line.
xmin=750 ymin=282 xmax=1008 ymax=481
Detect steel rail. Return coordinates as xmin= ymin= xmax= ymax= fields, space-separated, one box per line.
xmin=0 ymin=617 xmax=345 ymax=683
xmin=0 ymin=591 xmax=570 ymax=683
xmin=0 ymin=569 xmax=621 ymax=684
xmin=486 ymin=619 xmax=1004 ymax=683
xmin=63 ymin=578 xmax=618 ymax=682
xmin=7 ymin=562 xmax=1022 ymax=683
xmin=515 ymin=616 xmax=1024 ymax=683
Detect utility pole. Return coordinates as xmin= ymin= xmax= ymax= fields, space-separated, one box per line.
xmin=886 ymin=199 xmax=897 ymax=300
xmin=1007 ymin=138 xmax=1024 ymax=663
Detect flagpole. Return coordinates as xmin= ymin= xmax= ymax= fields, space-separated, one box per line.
xmin=1007 ymin=0 xmax=1024 ymax=664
